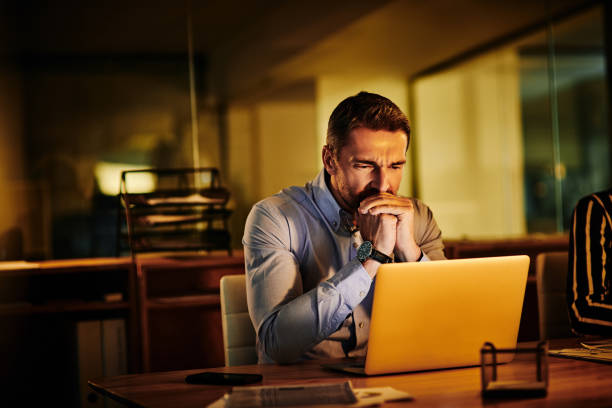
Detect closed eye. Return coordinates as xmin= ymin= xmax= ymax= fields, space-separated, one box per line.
xmin=353 ymin=161 xmax=376 ymax=169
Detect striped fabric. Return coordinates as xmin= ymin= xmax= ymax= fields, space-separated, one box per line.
xmin=567 ymin=189 xmax=612 ymax=335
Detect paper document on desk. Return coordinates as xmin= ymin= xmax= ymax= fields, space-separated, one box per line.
xmin=352 ymin=387 xmax=413 ymax=405
xmin=206 ymin=380 xmax=412 ymax=407
xmin=550 ymin=340 xmax=612 ymax=363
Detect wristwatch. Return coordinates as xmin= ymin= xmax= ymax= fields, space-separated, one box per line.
xmin=357 ymin=241 xmax=393 ymax=264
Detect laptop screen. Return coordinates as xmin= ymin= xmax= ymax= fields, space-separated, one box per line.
xmin=365 ymin=255 xmax=529 ymax=375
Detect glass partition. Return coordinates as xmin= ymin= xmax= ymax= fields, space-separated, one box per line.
xmin=522 ymin=6 xmax=610 ymax=232
xmin=412 ymin=4 xmax=610 ymax=238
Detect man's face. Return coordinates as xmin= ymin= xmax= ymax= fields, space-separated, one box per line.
xmin=324 ymin=127 xmax=408 ymax=211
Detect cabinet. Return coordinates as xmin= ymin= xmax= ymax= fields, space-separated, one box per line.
xmin=0 ymin=253 xmax=246 ymax=405
xmin=0 ymin=258 xmax=136 ymax=407
xmin=135 ymin=253 xmax=245 ymax=372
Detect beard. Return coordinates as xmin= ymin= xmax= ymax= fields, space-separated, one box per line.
xmin=328 ymin=169 xmax=396 ymax=211
xmin=339 ymin=184 xmax=393 ymax=211
xmin=356 ymin=187 xmax=384 ymax=206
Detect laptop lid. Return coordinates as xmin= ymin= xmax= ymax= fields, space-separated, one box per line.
xmin=364 ymin=255 xmax=529 ymax=375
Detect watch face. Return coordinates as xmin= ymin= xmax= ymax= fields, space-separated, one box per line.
xmin=357 ymin=241 xmax=372 ymax=262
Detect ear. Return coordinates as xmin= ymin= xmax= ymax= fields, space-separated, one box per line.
xmin=322 ymin=145 xmax=337 ymax=175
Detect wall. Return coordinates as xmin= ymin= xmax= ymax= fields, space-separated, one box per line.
xmin=226 ymin=87 xmax=318 ymax=247
xmin=226 ymin=105 xmax=257 ymax=248
xmin=0 ymin=6 xmax=27 ymax=259
xmin=413 ymin=49 xmax=526 ymax=238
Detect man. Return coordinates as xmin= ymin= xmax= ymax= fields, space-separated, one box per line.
xmin=243 ymin=91 xmax=445 ymax=364
xmin=567 ymin=188 xmax=612 ymax=335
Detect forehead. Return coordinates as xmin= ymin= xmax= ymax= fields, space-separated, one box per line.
xmin=341 ymin=127 xmax=408 ymax=159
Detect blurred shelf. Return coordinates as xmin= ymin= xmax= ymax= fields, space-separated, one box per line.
xmin=146 ymin=294 xmax=221 ymax=310
xmin=0 ymin=257 xmax=132 ymax=277
xmin=0 ymin=300 xmax=130 ymax=315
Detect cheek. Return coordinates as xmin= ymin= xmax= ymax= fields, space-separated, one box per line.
xmin=389 ymin=172 xmax=403 ymax=192
xmin=391 ymin=171 xmax=403 ymax=185
xmin=343 ymin=171 xmax=370 ymax=192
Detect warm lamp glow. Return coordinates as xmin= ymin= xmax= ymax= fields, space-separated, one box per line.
xmin=94 ymin=161 xmax=155 ymax=195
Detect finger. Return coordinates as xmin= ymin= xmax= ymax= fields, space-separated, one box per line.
xmin=359 ymin=193 xmax=410 ymax=207
xmin=367 ymin=204 xmax=414 ymax=216
xmin=358 ymin=192 xmax=395 ymax=208
xmin=355 ymin=212 xmax=396 ymax=230
xmin=360 ymin=197 xmax=413 ymax=213
xmin=379 ymin=213 xmax=398 ymax=224
xmin=359 ymin=197 xmax=397 ymax=213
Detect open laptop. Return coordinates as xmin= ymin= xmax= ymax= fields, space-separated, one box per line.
xmin=326 ymin=255 xmax=530 ymax=375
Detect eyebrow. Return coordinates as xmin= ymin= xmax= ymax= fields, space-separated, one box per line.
xmin=354 ymin=159 xmax=406 ymax=166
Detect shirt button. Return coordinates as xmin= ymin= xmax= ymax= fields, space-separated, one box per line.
xmin=332 ymin=221 xmax=337 ymax=228
xmin=359 ymin=291 xmax=365 ymax=297
xmin=358 ymin=322 xmax=365 ymax=329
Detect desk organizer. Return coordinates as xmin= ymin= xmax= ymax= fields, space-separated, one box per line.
xmin=480 ymin=341 xmax=548 ymax=398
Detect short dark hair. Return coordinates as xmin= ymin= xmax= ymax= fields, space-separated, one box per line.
xmin=326 ymin=91 xmax=411 ymax=155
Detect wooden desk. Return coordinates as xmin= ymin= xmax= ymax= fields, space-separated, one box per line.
xmin=90 ymin=340 xmax=612 ymax=408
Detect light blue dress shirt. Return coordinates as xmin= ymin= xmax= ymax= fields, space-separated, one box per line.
xmin=242 ymin=170 xmax=445 ymax=363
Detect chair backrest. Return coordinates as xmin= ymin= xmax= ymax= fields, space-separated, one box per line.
xmin=219 ymin=274 xmax=257 ymax=366
xmin=536 ymin=251 xmax=573 ymax=340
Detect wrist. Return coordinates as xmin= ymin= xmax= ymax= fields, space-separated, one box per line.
xmin=361 ymin=258 xmax=380 ymax=279
xmin=371 ymin=240 xmax=394 ymax=258
xmin=415 ymin=248 xmax=424 ymax=262
xmin=395 ymin=243 xmax=422 ymax=262
xmin=357 ymin=241 xmax=393 ymax=265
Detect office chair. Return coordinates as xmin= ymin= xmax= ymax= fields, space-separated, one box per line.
xmin=536 ymin=251 xmax=574 ymax=340
xmin=220 ymin=274 xmax=257 ymax=366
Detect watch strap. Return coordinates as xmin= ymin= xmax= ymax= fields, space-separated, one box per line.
xmin=369 ymin=247 xmax=393 ymax=264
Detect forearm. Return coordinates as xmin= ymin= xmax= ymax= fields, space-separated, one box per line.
xmin=399 ymin=198 xmax=446 ymax=261
xmin=256 ymin=259 xmax=371 ymax=363
xmin=569 ymin=268 xmax=612 ymax=333
xmin=568 ymin=201 xmax=612 ymax=333
xmin=569 ymin=245 xmax=612 ymax=330
xmin=394 ymin=241 xmax=422 ymax=262
xmin=394 ymin=247 xmax=431 ymax=263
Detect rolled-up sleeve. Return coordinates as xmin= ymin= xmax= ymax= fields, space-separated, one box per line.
xmin=243 ymin=202 xmax=372 ymax=363
xmin=413 ymin=199 xmax=446 ymax=261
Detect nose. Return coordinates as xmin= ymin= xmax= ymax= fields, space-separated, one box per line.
xmin=372 ymin=167 xmax=390 ymax=193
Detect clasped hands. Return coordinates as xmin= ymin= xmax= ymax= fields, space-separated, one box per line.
xmin=356 ymin=192 xmax=422 ymax=262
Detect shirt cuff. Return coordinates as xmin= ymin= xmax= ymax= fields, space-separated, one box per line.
xmin=327 ymin=258 xmax=372 ymax=309
xmin=420 ymin=252 xmax=430 ymax=262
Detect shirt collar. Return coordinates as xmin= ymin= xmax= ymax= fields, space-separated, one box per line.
xmin=311 ymin=169 xmax=353 ymax=234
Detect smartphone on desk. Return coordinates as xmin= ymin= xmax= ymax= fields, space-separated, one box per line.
xmin=185 ymin=371 xmax=263 ymax=386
